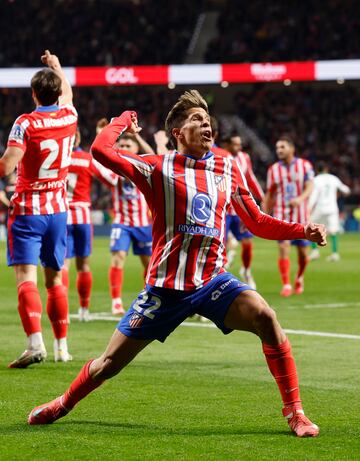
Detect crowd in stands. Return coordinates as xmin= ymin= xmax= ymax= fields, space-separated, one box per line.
xmin=1 ymin=1 xmax=359 ymax=68
xmin=0 ymin=0 xmax=202 ymax=67
xmin=205 ymin=0 xmax=360 ymax=63
xmin=1 ymin=82 xmax=359 ymax=214
xmin=0 ymin=0 xmax=359 ymax=219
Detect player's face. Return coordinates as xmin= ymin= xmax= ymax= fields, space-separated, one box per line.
xmin=118 ymin=138 xmax=139 ymax=154
xmin=177 ymin=107 xmax=212 ymax=157
xmin=229 ymin=136 xmax=242 ymax=155
xmin=276 ymin=140 xmax=294 ymax=161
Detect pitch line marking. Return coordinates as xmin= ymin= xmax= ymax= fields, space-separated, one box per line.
xmin=69 ymin=313 xmax=360 ymax=340
xmin=285 ymin=301 xmax=360 ymax=309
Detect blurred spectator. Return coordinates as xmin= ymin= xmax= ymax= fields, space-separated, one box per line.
xmin=0 ymin=0 xmax=203 ymax=67
xmin=205 ymin=0 xmax=360 ymax=63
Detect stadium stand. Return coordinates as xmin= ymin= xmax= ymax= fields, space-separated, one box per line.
xmin=205 ymin=0 xmax=360 ymax=63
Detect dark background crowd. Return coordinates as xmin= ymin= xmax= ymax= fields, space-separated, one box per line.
xmin=0 ymin=0 xmax=359 ymax=223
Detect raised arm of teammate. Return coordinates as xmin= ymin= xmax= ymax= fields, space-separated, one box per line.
xmin=91 ymin=111 xmax=158 ymax=201
xmin=41 ymin=49 xmax=73 ymax=106
xmin=133 ymin=132 xmax=156 ymax=155
xmin=154 ymin=130 xmax=171 ymax=155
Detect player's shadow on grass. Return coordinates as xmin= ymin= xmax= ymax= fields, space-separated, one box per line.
xmin=3 ymin=422 xmax=287 ymax=437
xmin=61 ymin=420 xmax=288 ymax=436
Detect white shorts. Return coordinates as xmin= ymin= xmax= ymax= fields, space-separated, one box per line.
xmin=311 ymin=212 xmax=339 ymax=234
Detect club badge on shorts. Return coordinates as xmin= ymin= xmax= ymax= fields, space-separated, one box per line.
xmin=129 ymin=312 xmax=144 ymax=328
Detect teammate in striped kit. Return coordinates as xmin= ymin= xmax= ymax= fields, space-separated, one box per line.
xmin=0 ymin=50 xmax=77 ymax=367
xmin=108 ymin=132 xmax=154 ymax=315
xmin=62 ymin=128 xmax=117 ymax=322
xmin=262 ymin=136 xmax=314 ymax=297
xmin=29 ymin=91 xmax=326 ymax=437
xmin=223 ymin=134 xmax=264 ymax=288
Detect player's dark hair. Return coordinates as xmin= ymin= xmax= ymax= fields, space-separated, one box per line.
xmin=277 ymin=134 xmax=295 ymax=147
xmin=31 ymin=68 xmax=62 ymax=106
xmin=316 ymin=161 xmax=328 ymax=173
xmin=165 ymin=90 xmax=209 ymax=148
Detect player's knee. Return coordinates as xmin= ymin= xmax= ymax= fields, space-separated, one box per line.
xmin=253 ymin=305 xmax=278 ymax=334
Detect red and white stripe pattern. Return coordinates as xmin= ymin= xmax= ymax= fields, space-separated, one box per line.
xmin=91 ymin=114 xmax=306 ymax=291
xmin=7 ymin=104 xmax=77 ymax=216
xmin=235 ymin=151 xmax=264 ymax=201
xmin=10 ymin=189 xmax=67 ymax=215
xmin=67 ymin=149 xmax=117 ymax=225
xmin=112 ymin=177 xmax=151 ymax=227
xmin=266 ymin=157 xmax=314 ymax=223
xmin=146 ymin=153 xmax=232 ymax=290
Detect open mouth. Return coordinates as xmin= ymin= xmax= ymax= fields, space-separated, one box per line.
xmin=201 ymin=130 xmax=212 ymax=141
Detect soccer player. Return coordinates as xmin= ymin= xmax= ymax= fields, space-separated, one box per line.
xmin=262 ymin=136 xmax=314 ymax=297
xmin=62 ymin=127 xmax=117 ymax=322
xmin=0 ymin=50 xmax=77 ymax=367
xmin=309 ymin=161 xmax=350 ymax=262
xmin=28 ymin=91 xmax=326 ymax=437
xmin=109 ymin=132 xmax=154 ymax=315
xmin=222 ymin=134 xmax=265 ymax=288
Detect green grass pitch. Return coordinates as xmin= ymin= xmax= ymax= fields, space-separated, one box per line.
xmin=1 ymin=234 xmax=360 ymax=460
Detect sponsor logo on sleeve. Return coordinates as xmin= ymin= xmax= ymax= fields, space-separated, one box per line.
xmin=9 ymin=124 xmax=25 ymax=143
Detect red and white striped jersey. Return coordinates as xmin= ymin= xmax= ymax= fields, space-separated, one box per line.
xmin=235 ymin=151 xmax=264 ymax=201
xmin=67 ymin=148 xmax=117 ymax=225
xmin=111 ymin=175 xmax=151 ymax=227
xmin=7 ymin=104 xmax=77 ymax=215
xmin=92 ymin=114 xmax=306 ymax=291
xmin=213 ymin=147 xmax=264 ymax=216
xmin=266 ymin=157 xmax=314 ymax=223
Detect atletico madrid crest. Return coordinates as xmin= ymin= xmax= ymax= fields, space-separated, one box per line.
xmin=129 ymin=312 xmax=144 ymax=328
xmin=215 ymin=174 xmax=228 ymax=192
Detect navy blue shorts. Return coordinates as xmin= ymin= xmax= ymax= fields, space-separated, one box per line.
xmin=110 ymin=224 xmax=152 ymax=255
xmin=118 ymin=272 xmax=254 ymax=342
xmin=66 ymin=224 xmax=92 ymax=258
xmin=226 ymin=215 xmax=252 ymax=241
xmin=7 ymin=212 xmax=67 ymax=270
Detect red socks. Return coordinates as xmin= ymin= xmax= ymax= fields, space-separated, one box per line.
xmin=76 ymin=271 xmax=92 ymax=309
xmin=262 ymin=338 xmax=301 ymax=407
xmin=296 ymin=255 xmax=308 ymax=279
xmin=62 ymin=360 xmax=104 ymax=410
xmin=61 ymin=268 xmax=69 ymax=290
xmin=109 ymin=267 xmax=123 ymax=299
xmin=278 ymin=258 xmax=290 ymax=285
xmin=241 ymin=241 xmax=253 ymax=269
xmin=17 ymin=281 xmax=42 ymax=335
xmin=46 ymin=285 xmax=69 ymax=339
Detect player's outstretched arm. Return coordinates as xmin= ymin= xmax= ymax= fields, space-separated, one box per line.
xmin=41 ymin=50 xmax=73 ymax=106
xmin=0 ymin=146 xmax=24 ymax=177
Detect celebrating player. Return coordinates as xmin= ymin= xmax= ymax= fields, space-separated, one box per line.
xmin=222 ymin=134 xmax=264 ymax=288
xmin=28 ymin=91 xmax=326 ymax=437
xmin=309 ymin=161 xmax=350 ymax=262
xmin=262 ymin=136 xmax=314 ymax=297
xmin=0 ymin=50 xmax=77 ymax=367
xmin=62 ymin=127 xmax=117 ymax=322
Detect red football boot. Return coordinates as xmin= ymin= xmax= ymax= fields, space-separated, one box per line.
xmin=28 ymin=396 xmax=69 ymax=425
